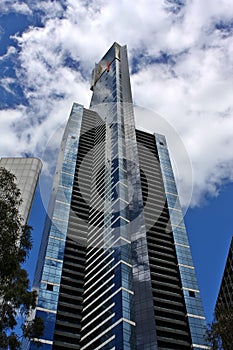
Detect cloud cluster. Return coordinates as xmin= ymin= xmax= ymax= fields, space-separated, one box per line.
xmin=0 ymin=0 xmax=233 ymax=207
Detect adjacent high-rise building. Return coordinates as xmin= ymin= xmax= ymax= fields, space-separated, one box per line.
xmin=215 ymin=236 xmax=233 ymax=311
xmin=214 ymin=236 xmax=233 ymax=349
xmin=0 ymin=157 xmax=42 ymax=223
xmin=27 ymin=43 xmax=209 ymax=350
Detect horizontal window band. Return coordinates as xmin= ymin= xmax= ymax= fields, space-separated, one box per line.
xmin=167 ymin=206 xmax=182 ymax=213
xmin=60 ymin=171 xmax=74 ymax=177
xmin=187 ymin=313 xmax=206 ymax=320
xmin=178 ymin=263 xmax=194 ymax=269
xmin=49 ymin=235 xmax=66 ymax=242
xmin=166 ymin=190 xmax=178 ymax=196
xmin=175 ymin=243 xmax=190 ymax=248
xmin=31 ymin=338 xmax=53 ymax=345
xmin=171 ymin=224 xmax=186 ymax=229
xmin=36 ymin=307 xmax=57 ymax=314
xmin=191 ymin=344 xmax=211 ymax=349
xmin=52 ymin=216 xmax=67 ymax=223
xmin=58 ymin=184 xmax=73 ymax=190
xmin=182 ymin=287 xmax=200 ymax=293
xmin=45 ymin=257 xmax=63 ymax=263
xmin=41 ymin=280 xmax=60 ymax=287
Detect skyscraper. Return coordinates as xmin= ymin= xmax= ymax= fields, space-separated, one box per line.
xmin=0 ymin=157 xmax=42 ymax=223
xmin=27 ymin=43 xmax=209 ymax=350
xmin=214 ymin=236 xmax=233 ymax=348
xmin=215 ymin=236 xmax=233 ymax=312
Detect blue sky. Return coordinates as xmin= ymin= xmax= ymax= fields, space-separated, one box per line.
xmin=1 ymin=0 xmax=233 ymax=324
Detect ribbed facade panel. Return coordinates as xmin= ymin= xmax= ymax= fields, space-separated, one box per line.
xmin=136 ymin=129 xmax=192 ymax=349
xmin=52 ymin=108 xmax=97 ymax=349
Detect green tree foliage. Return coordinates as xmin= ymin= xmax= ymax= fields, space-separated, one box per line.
xmin=0 ymin=167 xmax=44 ymax=349
xmin=207 ymin=307 xmax=233 ymax=349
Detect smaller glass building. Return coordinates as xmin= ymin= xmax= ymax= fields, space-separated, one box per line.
xmin=0 ymin=157 xmax=42 ymax=223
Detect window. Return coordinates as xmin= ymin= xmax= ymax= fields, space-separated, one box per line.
xmin=189 ymin=290 xmax=195 ymax=298
xmin=47 ymin=284 xmax=54 ymax=291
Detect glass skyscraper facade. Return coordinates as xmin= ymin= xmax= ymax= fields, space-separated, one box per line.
xmin=27 ymin=43 xmax=209 ymax=350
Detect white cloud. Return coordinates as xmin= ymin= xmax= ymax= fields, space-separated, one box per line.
xmin=12 ymin=2 xmax=32 ymax=15
xmin=0 ymin=0 xmax=233 ymax=207
xmin=0 ymin=107 xmax=27 ymax=156
xmin=0 ymin=0 xmax=64 ymax=17
xmin=1 ymin=77 xmax=16 ymax=94
xmin=0 ymin=46 xmax=17 ymax=61
xmin=0 ymin=1 xmax=32 ymax=15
